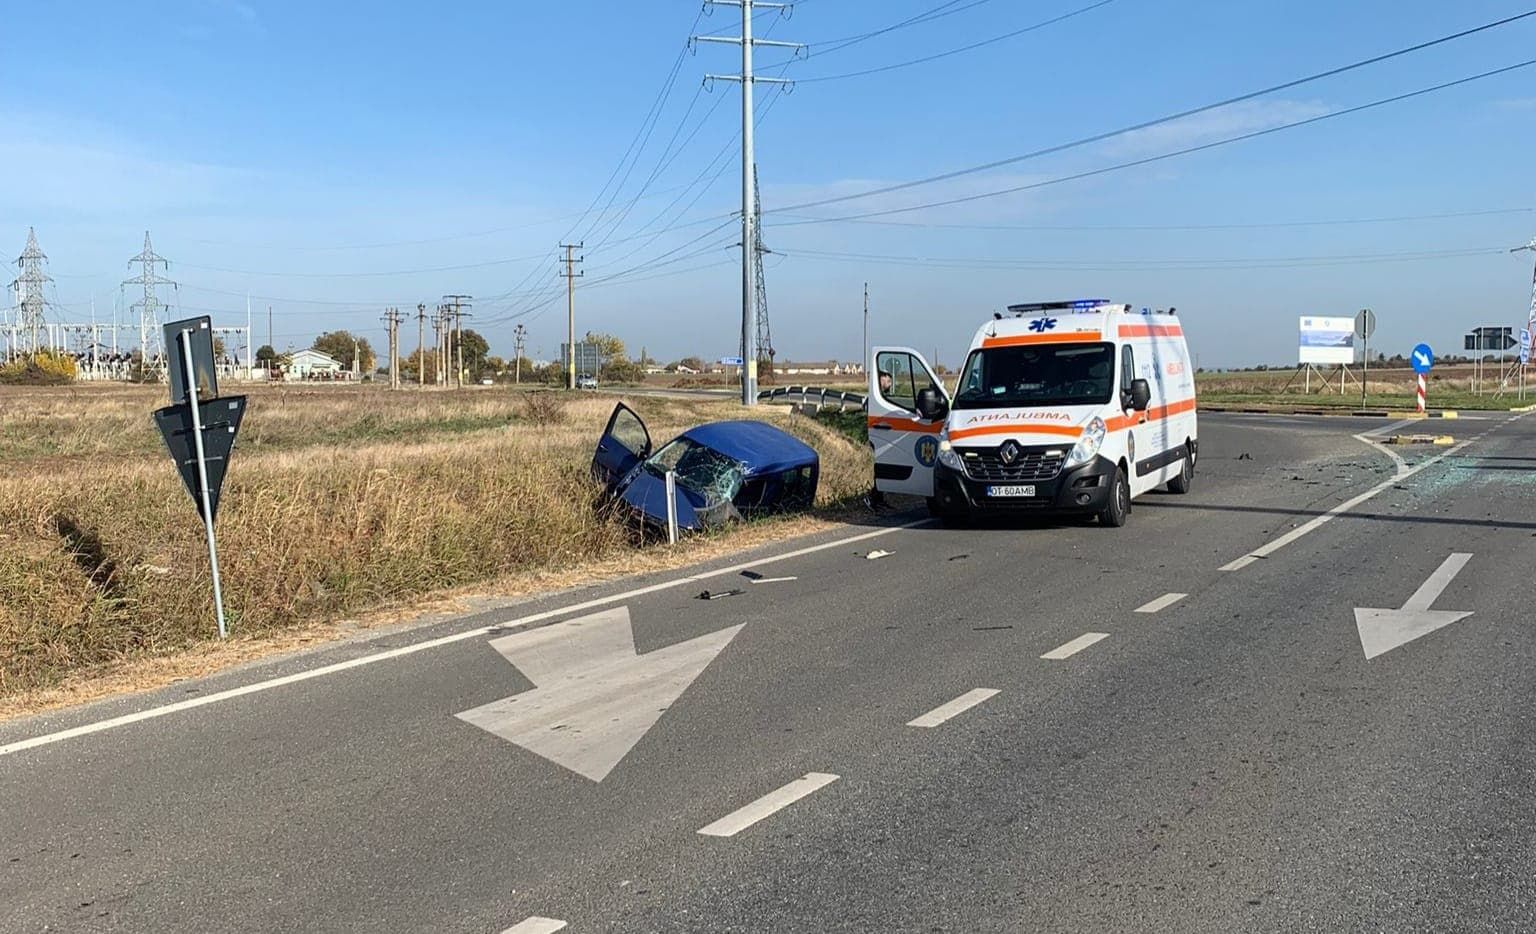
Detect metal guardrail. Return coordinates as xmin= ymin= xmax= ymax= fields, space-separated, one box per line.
xmin=757 ymin=385 xmax=868 ymax=411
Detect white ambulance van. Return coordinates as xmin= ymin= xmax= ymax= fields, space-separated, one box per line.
xmin=868 ymin=300 xmax=1197 ymax=527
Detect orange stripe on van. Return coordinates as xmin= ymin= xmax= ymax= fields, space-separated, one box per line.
xmin=867 ymin=415 xmax=944 ymax=434
xmin=948 ymin=423 xmax=1084 ymax=442
xmin=981 ymin=331 xmax=1104 ymax=348
xmin=1118 ymin=324 xmax=1184 ymax=338
xmin=1107 ymin=396 xmax=1197 ymax=432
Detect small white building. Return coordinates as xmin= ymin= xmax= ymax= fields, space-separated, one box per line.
xmin=777 ymin=361 xmax=863 ymax=376
xmin=285 ymin=348 xmax=347 ymax=380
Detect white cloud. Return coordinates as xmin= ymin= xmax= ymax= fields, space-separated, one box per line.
xmin=1101 ymin=99 xmax=1330 ymax=158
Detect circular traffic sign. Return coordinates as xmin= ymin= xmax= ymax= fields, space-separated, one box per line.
xmin=1355 ymin=308 xmax=1376 ymax=340
xmin=1411 ymin=343 xmax=1434 ymax=375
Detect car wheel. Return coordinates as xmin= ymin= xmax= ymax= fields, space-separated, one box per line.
xmin=1167 ymin=443 xmax=1194 ymax=494
xmin=1099 ymin=465 xmax=1131 ymax=528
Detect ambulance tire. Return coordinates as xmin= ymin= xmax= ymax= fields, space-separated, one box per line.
xmin=1099 ymin=465 xmax=1131 ymax=528
xmin=1166 ymin=443 xmax=1194 ymax=494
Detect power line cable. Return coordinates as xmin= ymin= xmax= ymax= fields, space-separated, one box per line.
xmin=770 ymin=8 xmax=1536 ymax=215
xmin=784 ymin=0 xmax=1116 ymax=82
xmin=767 ymin=206 xmax=1536 ymax=233
xmin=769 ymin=59 xmax=1536 ymax=226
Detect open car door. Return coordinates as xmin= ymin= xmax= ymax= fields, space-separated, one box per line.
xmin=868 ymin=346 xmax=948 ymax=497
xmin=591 ymin=402 xmax=652 ymax=489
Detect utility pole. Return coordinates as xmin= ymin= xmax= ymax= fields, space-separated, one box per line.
xmin=560 ymin=243 xmax=584 ymax=389
xmin=695 ymin=1 xmax=802 ymax=406
xmin=381 ymin=309 xmax=394 ymax=388
xmin=514 ymin=323 xmax=527 ymax=385
xmin=416 ymin=302 xmax=427 ymax=386
xmin=443 ymin=294 xmax=472 ymax=388
xmin=432 ymin=304 xmax=446 ymax=386
xmin=862 ymin=282 xmax=869 ymax=375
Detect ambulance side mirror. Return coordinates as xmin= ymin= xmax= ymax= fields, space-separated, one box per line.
xmin=916 ymin=387 xmax=948 ymax=421
xmin=1128 ymin=379 xmax=1151 ymax=412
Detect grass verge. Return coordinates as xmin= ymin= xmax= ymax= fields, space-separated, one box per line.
xmin=0 ymin=385 xmax=871 ymax=709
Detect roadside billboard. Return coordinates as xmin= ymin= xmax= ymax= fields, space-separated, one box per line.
xmin=1298 ymin=316 xmax=1357 ymax=365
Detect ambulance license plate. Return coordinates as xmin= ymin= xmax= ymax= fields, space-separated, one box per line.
xmin=987 ymin=484 xmax=1035 ymax=498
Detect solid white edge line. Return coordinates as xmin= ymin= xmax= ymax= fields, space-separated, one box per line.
xmin=697 ymin=772 xmax=840 ymax=838
xmin=907 ymin=688 xmax=1000 ymax=728
xmin=502 ymin=918 xmax=567 ymax=934
xmin=1 ymin=522 xmax=929 ymax=758
xmin=1041 ymin=632 xmax=1110 ymax=660
xmin=1218 ymin=419 xmax=1484 ymax=573
xmin=1134 ymin=592 xmax=1188 ymax=614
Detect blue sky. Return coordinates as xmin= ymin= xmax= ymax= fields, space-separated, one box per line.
xmin=3 ymin=0 xmax=1535 ymax=368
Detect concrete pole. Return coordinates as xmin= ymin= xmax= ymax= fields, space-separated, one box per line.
xmin=740 ymin=0 xmax=757 ymax=407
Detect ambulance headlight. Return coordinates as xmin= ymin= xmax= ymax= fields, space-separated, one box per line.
xmin=1065 ymin=417 xmax=1106 ymax=467
xmin=937 ymin=439 xmax=965 ymax=471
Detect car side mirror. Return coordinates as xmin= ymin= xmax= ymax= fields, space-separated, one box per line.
xmin=1128 ymin=379 xmax=1151 ymax=412
xmin=915 ymin=387 xmax=948 ymax=421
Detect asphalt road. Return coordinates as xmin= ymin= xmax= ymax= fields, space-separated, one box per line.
xmin=3 ymin=411 xmax=1534 ymax=933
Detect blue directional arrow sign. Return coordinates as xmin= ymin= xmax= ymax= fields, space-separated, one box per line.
xmin=1411 ymin=343 xmax=1434 ymax=375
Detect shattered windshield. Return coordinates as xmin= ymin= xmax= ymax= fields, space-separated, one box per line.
xmin=953 ymin=342 xmax=1116 ymax=409
xmin=644 ymin=438 xmax=745 ymax=507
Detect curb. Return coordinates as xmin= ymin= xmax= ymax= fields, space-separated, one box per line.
xmin=1202 ymin=404 xmax=1460 ymax=419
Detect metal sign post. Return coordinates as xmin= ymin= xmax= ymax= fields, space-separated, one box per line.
xmin=1356 ymin=308 xmax=1375 ymax=409
xmin=1411 ymin=342 xmax=1434 ymax=416
xmin=664 ymin=470 xmax=680 ymax=546
xmin=179 ymin=328 xmax=228 ymax=639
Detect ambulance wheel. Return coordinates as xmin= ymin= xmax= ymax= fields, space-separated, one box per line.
xmin=1099 ymin=466 xmax=1131 ymax=528
xmin=1166 ymin=443 xmax=1194 ymax=494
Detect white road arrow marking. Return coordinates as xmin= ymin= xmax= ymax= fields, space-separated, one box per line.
xmin=455 ymin=606 xmax=743 ymax=781
xmin=1354 ymin=553 xmax=1473 ymax=660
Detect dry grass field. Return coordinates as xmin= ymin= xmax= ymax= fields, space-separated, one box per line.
xmin=1196 ymin=364 xmax=1531 ymax=411
xmin=0 ymin=384 xmax=870 ymax=700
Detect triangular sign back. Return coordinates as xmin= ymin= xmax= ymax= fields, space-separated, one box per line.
xmin=153 ymin=395 xmax=247 ymax=523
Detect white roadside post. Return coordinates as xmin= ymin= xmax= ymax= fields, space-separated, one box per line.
xmin=664 ymin=470 xmax=680 ymax=546
xmin=179 ymin=327 xmax=228 ymax=639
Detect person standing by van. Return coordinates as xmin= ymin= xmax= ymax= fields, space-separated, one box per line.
xmin=867 ymin=369 xmax=896 ymax=509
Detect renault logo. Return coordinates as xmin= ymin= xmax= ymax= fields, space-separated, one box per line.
xmin=999 ymin=441 xmax=1021 ymax=465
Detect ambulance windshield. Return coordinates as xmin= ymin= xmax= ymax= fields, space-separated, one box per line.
xmin=952 ymin=342 xmax=1115 ymax=409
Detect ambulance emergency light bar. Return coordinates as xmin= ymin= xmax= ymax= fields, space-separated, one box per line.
xmin=1006 ymin=299 xmax=1111 ymax=314
xmin=1003 ymin=300 xmax=1177 ymax=317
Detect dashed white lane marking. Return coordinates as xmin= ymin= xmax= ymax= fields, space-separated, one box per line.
xmin=1219 ymin=421 xmax=1480 ymax=573
xmin=1135 ymin=593 xmax=1187 ymax=614
xmin=907 ymin=688 xmax=1000 ymax=728
xmin=698 ymin=772 xmax=840 ymax=837
xmin=503 ymin=918 xmax=567 ymax=934
xmin=1041 ymin=632 xmax=1110 ymax=660
xmin=1 ymin=522 xmax=928 ymax=759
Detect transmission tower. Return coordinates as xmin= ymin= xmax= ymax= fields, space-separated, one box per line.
xmin=751 ymin=164 xmax=775 ymax=383
xmin=123 ymin=231 xmax=177 ymax=369
xmin=10 ymin=227 xmax=52 ymax=356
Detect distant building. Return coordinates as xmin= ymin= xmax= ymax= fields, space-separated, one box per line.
xmin=285 ymin=348 xmax=347 ymax=380
xmin=674 ymin=364 xmax=700 ymax=375
xmin=777 ymin=361 xmax=863 ymax=376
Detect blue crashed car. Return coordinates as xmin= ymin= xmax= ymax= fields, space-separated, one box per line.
xmin=591 ymin=403 xmax=819 ymax=531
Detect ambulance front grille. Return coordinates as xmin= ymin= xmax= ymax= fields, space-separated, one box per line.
xmin=962 ymin=449 xmax=1065 ymax=483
